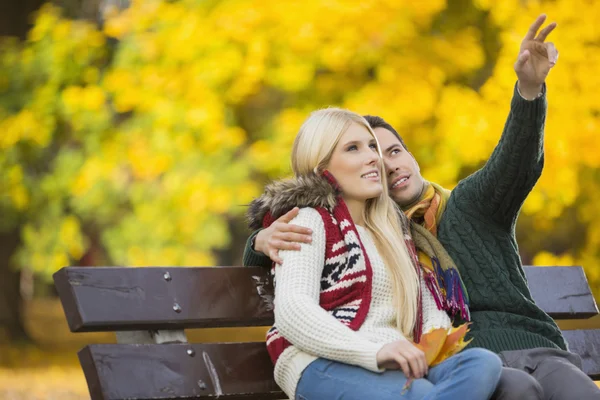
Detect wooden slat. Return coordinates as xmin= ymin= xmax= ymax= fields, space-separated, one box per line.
xmin=562 ymin=329 xmax=600 ymax=380
xmin=80 ymin=332 xmax=600 ymax=400
xmin=79 ymin=342 xmax=283 ymax=400
xmin=54 ymin=266 xmax=599 ymax=332
xmin=53 ymin=267 xmax=274 ymax=332
xmin=523 ymin=266 xmax=599 ymax=319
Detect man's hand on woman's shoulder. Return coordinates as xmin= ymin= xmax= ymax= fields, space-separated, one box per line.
xmin=254 ymin=207 xmax=314 ymax=265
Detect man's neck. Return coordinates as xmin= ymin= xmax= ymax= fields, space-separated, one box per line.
xmin=400 ymin=181 xmax=430 ymax=212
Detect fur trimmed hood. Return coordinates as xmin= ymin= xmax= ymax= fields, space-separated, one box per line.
xmin=247 ymin=173 xmax=339 ymax=230
xmin=247 ymin=171 xmax=411 ymax=234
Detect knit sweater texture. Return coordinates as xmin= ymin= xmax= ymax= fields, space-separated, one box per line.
xmin=243 ymin=83 xmax=567 ymax=354
xmin=437 ymin=84 xmax=566 ymax=352
xmin=273 ymin=208 xmax=451 ymax=398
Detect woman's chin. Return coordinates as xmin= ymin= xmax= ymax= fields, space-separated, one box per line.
xmin=364 ymin=186 xmax=384 ymax=200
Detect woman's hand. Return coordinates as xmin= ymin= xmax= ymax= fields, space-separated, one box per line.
xmin=376 ymin=339 xmax=428 ymax=379
xmin=254 ymin=207 xmax=313 ymax=264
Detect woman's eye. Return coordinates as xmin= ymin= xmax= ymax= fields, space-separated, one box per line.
xmin=369 ymin=143 xmax=378 ymax=150
xmin=347 ymin=145 xmax=358 ymax=151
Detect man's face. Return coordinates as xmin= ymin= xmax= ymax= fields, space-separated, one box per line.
xmin=374 ymin=127 xmax=425 ymax=207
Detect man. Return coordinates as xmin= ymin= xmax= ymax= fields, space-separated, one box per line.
xmin=243 ymin=15 xmax=600 ymax=399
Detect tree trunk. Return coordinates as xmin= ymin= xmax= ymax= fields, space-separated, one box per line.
xmin=0 ymin=231 xmax=30 ymax=343
xmin=0 ymin=0 xmax=47 ymax=344
xmin=0 ymin=0 xmax=46 ymax=39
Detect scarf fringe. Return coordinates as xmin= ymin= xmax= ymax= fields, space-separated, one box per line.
xmin=415 ymin=256 xmax=424 ymax=343
xmin=424 ymin=272 xmax=445 ymax=311
xmin=431 ymin=257 xmax=470 ymax=321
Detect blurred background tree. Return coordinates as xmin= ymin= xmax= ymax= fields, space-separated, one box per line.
xmin=1 ymin=0 xmax=599 ymax=343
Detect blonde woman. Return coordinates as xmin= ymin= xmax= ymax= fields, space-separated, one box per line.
xmin=247 ymin=108 xmax=502 ymax=400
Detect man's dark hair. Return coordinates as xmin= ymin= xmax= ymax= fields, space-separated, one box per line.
xmin=363 ymin=115 xmax=408 ymax=151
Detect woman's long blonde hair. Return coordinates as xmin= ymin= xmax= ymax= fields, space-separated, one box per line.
xmin=291 ymin=107 xmax=420 ymax=337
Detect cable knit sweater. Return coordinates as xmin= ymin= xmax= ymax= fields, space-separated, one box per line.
xmin=274 ymin=207 xmax=451 ymax=399
xmin=439 ymin=84 xmax=566 ymax=352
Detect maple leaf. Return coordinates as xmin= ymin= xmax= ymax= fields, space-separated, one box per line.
xmin=414 ymin=327 xmax=448 ymax=365
xmin=431 ymin=323 xmax=473 ymax=366
xmin=402 ymin=323 xmax=472 ymax=393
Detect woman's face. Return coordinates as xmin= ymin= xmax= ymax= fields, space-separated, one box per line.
xmin=327 ymin=122 xmax=383 ymax=205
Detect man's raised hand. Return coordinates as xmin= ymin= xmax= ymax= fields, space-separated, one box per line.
xmin=515 ymin=14 xmax=559 ymax=99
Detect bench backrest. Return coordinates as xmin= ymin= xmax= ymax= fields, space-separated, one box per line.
xmin=53 ymin=265 xmax=600 ymax=399
xmin=54 ymin=266 xmax=274 ymax=332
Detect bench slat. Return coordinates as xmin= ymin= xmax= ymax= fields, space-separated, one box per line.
xmin=562 ymin=329 xmax=600 ymax=380
xmin=79 ymin=330 xmax=600 ymax=400
xmin=523 ymin=266 xmax=599 ymax=319
xmin=54 ymin=266 xmax=274 ymax=332
xmin=54 ymin=265 xmax=599 ymax=333
xmin=79 ymin=342 xmax=283 ymax=400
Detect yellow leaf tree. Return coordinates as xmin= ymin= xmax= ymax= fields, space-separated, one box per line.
xmin=1 ymin=0 xmax=599 ymax=303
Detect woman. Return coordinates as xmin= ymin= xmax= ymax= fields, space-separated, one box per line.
xmin=248 ymin=108 xmax=502 ymax=399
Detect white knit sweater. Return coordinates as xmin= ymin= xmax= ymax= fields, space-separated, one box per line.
xmin=273 ymin=208 xmax=452 ymax=398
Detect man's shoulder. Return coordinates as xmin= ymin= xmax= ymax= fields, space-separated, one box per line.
xmin=440 ymin=190 xmax=490 ymax=231
xmin=443 ymin=173 xmax=488 ymax=215
xmin=439 ymin=194 xmax=512 ymax=243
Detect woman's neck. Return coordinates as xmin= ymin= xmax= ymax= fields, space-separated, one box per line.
xmin=344 ymin=198 xmax=365 ymax=226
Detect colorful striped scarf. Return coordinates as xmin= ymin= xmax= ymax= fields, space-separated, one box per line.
xmin=403 ymin=182 xmax=470 ymax=321
xmin=404 ymin=182 xmax=450 ymax=237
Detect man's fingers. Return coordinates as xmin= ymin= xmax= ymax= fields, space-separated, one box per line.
xmin=524 ymin=14 xmax=546 ymax=40
xmin=515 ymin=49 xmax=530 ymax=69
xmin=536 ymin=21 xmax=557 ymax=42
xmin=272 ymin=239 xmax=301 ymax=251
xmin=269 ymin=250 xmax=283 ymax=265
xmin=278 ymin=224 xmax=313 ymax=235
xmin=281 ymin=232 xmax=312 ymax=244
xmin=278 ymin=207 xmax=300 ymax=223
xmin=546 ymin=42 xmax=558 ymax=66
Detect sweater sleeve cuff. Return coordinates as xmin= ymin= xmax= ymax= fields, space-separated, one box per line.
xmin=242 ymin=229 xmax=271 ymax=267
xmin=510 ymin=81 xmax=547 ymax=122
xmin=357 ymin=341 xmax=386 ymax=373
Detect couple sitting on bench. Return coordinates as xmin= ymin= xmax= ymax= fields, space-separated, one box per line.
xmin=242 ymin=15 xmax=600 ymax=400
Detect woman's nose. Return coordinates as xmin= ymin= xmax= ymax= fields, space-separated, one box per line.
xmin=366 ymin=151 xmax=380 ymax=165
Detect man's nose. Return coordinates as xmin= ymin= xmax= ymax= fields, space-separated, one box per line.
xmin=383 ymin=158 xmax=395 ymax=175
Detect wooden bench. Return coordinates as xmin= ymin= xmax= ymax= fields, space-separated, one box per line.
xmin=53 ymin=265 xmax=600 ymax=399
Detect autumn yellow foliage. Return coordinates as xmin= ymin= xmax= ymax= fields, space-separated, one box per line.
xmin=0 ymin=0 xmax=599 ymax=302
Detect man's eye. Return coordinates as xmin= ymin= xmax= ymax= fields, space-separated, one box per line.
xmin=391 ymin=149 xmax=400 ymax=155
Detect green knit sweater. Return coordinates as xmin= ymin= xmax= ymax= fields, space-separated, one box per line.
xmin=242 ymin=83 xmax=567 ymax=354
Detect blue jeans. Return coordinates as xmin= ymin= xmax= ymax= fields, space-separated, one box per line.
xmin=295 ymin=348 xmax=502 ymax=400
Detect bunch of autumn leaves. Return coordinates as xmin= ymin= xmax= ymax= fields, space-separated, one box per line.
xmin=403 ymin=323 xmax=472 ymax=392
